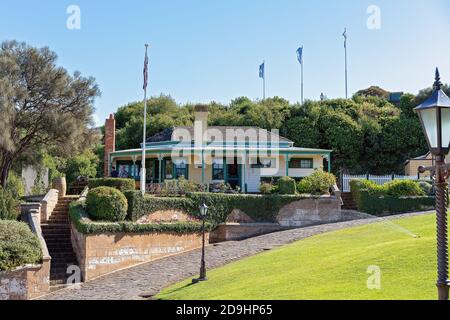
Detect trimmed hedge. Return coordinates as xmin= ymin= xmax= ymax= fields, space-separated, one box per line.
xmin=350 ymin=179 xmax=434 ymax=215
xmin=125 ymin=191 xmax=313 ymax=224
xmin=0 ymin=220 xmax=42 ymax=271
xmin=88 ymin=178 xmax=135 ymax=192
xmin=86 ymin=187 xmax=128 ymax=222
xmin=69 ymin=201 xmax=213 ymax=235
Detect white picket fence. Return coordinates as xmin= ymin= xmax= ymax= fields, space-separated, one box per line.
xmin=341 ymin=174 xmax=430 ymax=192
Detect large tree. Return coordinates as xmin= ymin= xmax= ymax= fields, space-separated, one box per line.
xmin=0 ymin=41 xmax=100 ymax=187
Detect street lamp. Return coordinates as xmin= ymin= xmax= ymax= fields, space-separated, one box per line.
xmin=192 ymin=203 xmax=208 ymax=284
xmin=415 ymin=68 xmax=450 ymax=300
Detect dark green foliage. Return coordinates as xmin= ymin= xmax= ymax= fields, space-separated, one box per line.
xmin=86 ymin=187 xmax=128 ymax=222
xmin=125 ymin=191 xmax=312 ymax=224
xmin=297 ymin=171 xmax=337 ymax=195
xmin=88 ymin=178 xmax=136 ymax=192
xmin=69 ymin=201 xmax=213 ymax=235
xmin=354 ymin=191 xmax=434 ymax=216
xmin=65 ymin=150 xmax=99 ymax=185
xmin=277 ymin=177 xmax=297 ymax=195
xmin=0 ymin=187 xmax=19 ymax=220
xmin=350 ymin=179 xmax=434 ymax=215
xmin=124 ymin=190 xmax=193 ymax=221
xmin=0 ymin=220 xmax=42 ymax=271
xmin=384 ymin=180 xmax=425 ymax=197
xmin=418 ymin=181 xmax=433 ymax=196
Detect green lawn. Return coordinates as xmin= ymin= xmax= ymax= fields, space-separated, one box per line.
xmin=156 ymin=214 xmax=439 ymax=300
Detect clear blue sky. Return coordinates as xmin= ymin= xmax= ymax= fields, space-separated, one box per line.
xmin=1 ymin=0 xmax=450 ymax=125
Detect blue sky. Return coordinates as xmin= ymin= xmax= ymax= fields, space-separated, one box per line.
xmin=1 ymin=0 xmax=450 ymax=125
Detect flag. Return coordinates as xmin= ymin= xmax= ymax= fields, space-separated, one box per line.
xmin=296 ymin=47 xmax=303 ymax=64
xmin=143 ymin=46 xmax=149 ymax=90
xmin=259 ymin=62 xmax=265 ymax=79
xmin=343 ymin=28 xmax=347 ymax=48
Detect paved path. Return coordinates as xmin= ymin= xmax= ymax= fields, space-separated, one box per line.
xmin=40 ymin=211 xmax=431 ymax=300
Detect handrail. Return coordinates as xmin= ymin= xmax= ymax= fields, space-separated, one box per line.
xmin=27 ymin=209 xmax=51 ymax=261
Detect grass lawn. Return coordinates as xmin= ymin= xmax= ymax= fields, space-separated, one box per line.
xmin=156 ymin=213 xmax=439 ymax=300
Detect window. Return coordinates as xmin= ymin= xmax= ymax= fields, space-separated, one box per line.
xmin=212 ymin=159 xmax=225 ymax=180
xmin=289 ymin=158 xmax=313 ymax=169
xmin=165 ymin=159 xmax=174 ymax=179
xmin=174 ymin=160 xmax=187 ymax=179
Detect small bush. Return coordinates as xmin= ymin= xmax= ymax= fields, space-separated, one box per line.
xmin=259 ymin=183 xmax=273 ymax=194
xmin=0 ymin=187 xmax=19 ymax=220
xmin=0 ymin=220 xmax=42 ymax=271
xmin=6 ymin=172 xmax=25 ymax=200
xmin=297 ymin=171 xmax=337 ymax=195
xmin=278 ymin=177 xmax=297 ymax=195
xmin=88 ymin=178 xmax=135 ymax=192
xmin=86 ymin=187 xmax=128 ymax=222
xmin=384 ymin=180 xmax=425 ymax=197
xmin=418 ymin=181 xmax=433 ymax=196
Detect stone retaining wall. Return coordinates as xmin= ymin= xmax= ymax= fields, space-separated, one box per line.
xmin=71 ymin=225 xmax=208 ymax=281
xmin=0 ymin=260 xmax=50 ymax=300
xmin=277 ymin=196 xmax=342 ymax=227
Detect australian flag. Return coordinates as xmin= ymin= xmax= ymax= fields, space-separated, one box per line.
xmin=296 ymin=47 xmax=303 ymax=64
xmin=259 ymin=62 xmax=265 ymax=79
xmin=143 ymin=46 xmax=149 ymax=90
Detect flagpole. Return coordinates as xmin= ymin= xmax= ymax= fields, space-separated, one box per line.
xmin=140 ymin=44 xmax=149 ymax=196
xmin=301 ymin=50 xmax=304 ymax=105
xmin=344 ymin=28 xmax=348 ymax=99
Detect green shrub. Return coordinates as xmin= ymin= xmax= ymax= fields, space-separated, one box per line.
xmin=418 ymin=181 xmax=433 ymax=196
xmin=350 ymin=179 xmax=434 ymax=215
xmin=259 ymin=183 xmax=273 ymax=194
xmin=69 ymin=201 xmax=212 ymax=235
xmin=65 ymin=150 xmax=99 ymax=185
xmin=0 ymin=220 xmax=42 ymax=271
xmin=384 ymin=180 xmax=425 ymax=197
xmin=355 ymin=191 xmax=434 ymax=215
xmin=0 ymin=187 xmax=19 ymax=220
xmin=297 ymin=171 xmax=337 ymax=195
xmin=6 ymin=172 xmax=25 ymax=200
xmin=86 ymin=187 xmax=128 ymax=222
xmin=88 ymin=178 xmax=135 ymax=192
xmin=277 ymin=177 xmax=297 ymax=195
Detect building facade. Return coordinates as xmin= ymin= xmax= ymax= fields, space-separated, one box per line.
xmin=104 ymin=106 xmax=332 ymax=193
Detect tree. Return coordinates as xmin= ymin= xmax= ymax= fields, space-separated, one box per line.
xmin=64 ymin=150 xmax=99 ymax=184
xmin=0 ymin=41 xmax=100 ymax=187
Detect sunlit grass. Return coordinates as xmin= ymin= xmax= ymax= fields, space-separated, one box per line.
xmin=156 ymin=214 xmax=438 ymax=300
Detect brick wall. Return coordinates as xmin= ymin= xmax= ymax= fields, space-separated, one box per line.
xmin=71 ymin=225 xmax=208 ymax=281
xmin=0 ymin=259 xmax=50 ymax=300
xmin=103 ymin=114 xmax=116 ymax=177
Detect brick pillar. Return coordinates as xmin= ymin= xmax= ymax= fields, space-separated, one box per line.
xmin=104 ymin=114 xmax=116 ymax=177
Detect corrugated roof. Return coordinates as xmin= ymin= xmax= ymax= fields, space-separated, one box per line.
xmin=146 ymin=126 xmax=293 ymax=144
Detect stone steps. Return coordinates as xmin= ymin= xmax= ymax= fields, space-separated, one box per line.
xmin=41 ymin=197 xmax=80 ymax=287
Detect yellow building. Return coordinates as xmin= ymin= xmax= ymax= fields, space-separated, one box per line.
xmin=104 ymin=106 xmax=332 ymax=193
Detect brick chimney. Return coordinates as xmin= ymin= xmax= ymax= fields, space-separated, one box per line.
xmin=104 ymin=114 xmax=116 ymax=177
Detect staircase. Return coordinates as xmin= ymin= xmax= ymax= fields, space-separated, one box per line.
xmin=341 ymin=192 xmax=357 ymax=210
xmin=41 ymin=196 xmax=79 ymax=287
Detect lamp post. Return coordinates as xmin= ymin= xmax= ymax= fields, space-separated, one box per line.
xmin=415 ymin=68 xmax=450 ymax=300
xmin=193 ymin=203 xmax=208 ymax=284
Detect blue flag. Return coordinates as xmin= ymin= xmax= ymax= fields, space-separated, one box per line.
xmin=296 ymin=47 xmax=303 ymax=64
xmin=259 ymin=62 xmax=265 ymax=79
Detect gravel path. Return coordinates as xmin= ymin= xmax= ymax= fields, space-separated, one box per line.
xmin=39 ymin=211 xmax=432 ymax=300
